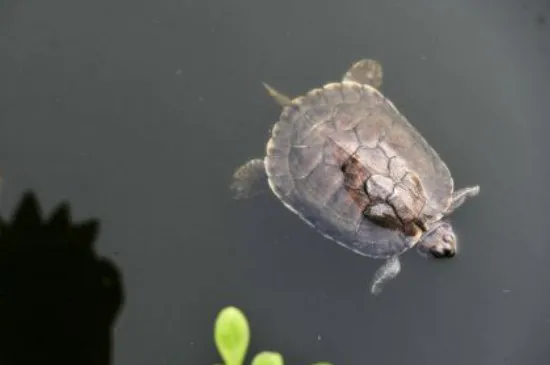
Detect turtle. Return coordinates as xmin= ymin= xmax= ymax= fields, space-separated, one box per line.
xmin=230 ymin=58 xmax=480 ymax=295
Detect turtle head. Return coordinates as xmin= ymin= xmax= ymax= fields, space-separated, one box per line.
xmin=416 ymin=221 xmax=457 ymax=259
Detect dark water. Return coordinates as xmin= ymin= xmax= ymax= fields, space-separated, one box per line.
xmin=1 ymin=0 xmax=549 ymax=364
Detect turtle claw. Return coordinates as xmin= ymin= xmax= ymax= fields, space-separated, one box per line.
xmin=230 ymin=158 xmax=266 ymax=199
xmin=370 ymin=256 xmax=401 ymax=295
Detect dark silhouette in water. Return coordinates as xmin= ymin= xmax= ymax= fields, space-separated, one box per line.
xmin=0 ymin=191 xmax=124 ymax=365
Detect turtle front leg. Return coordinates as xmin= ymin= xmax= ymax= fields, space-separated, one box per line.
xmin=370 ymin=256 xmax=401 ymax=295
xmin=445 ymin=185 xmax=480 ymax=214
xmin=230 ymin=158 xmax=267 ymax=199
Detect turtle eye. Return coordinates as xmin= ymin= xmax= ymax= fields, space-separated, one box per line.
xmin=443 ymin=233 xmax=454 ymax=243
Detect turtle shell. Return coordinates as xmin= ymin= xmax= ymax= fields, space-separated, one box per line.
xmin=264 ymin=82 xmax=454 ymax=259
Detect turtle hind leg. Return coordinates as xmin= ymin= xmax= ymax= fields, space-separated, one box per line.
xmin=230 ymin=158 xmax=267 ymax=199
xmin=342 ymin=59 xmax=384 ymax=89
xmin=370 ymin=256 xmax=401 ymax=295
xmin=446 ymin=185 xmax=480 ymax=214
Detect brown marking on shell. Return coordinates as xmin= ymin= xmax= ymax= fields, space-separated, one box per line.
xmin=364 ymin=203 xmax=401 ymax=231
xmin=322 ymin=134 xmax=372 ymax=223
xmin=344 ymin=129 xmax=430 ymax=236
xmin=388 ymin=184 xmax=424 ymax=223
xmin=402 ymin=222 xmax=423 ymax=240
xmin=346 ymin=188 xmax=371 ymax=214
xmin=363 ymin=169 xmax=428 ymax=235
xmin=322 ymin=186 xmax=370 ymax=234
xmin=401 ymin=172 xmax=425 ymax=199
xmin=329 ymin=139 xmax=368 ymax=190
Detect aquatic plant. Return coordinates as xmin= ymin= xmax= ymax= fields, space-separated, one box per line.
xmin=214 ymin=306 xmax=333 ymax=365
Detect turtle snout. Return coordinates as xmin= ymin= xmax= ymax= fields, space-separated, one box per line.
xmin=431 ymin=247 xmax=455 ymax=258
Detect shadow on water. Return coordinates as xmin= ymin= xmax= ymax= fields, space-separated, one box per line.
xmin=0 ymin=191 xmax=124 ymax=365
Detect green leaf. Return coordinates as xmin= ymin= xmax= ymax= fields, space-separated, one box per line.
xmin=251 ymin=351 xmax=284 ymax=365
xmin=214 ymin=306 xmax=250 ymax=365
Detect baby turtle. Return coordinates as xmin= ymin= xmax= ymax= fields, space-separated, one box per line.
xmin=231 ymin=59 xmax=480 ymax=295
